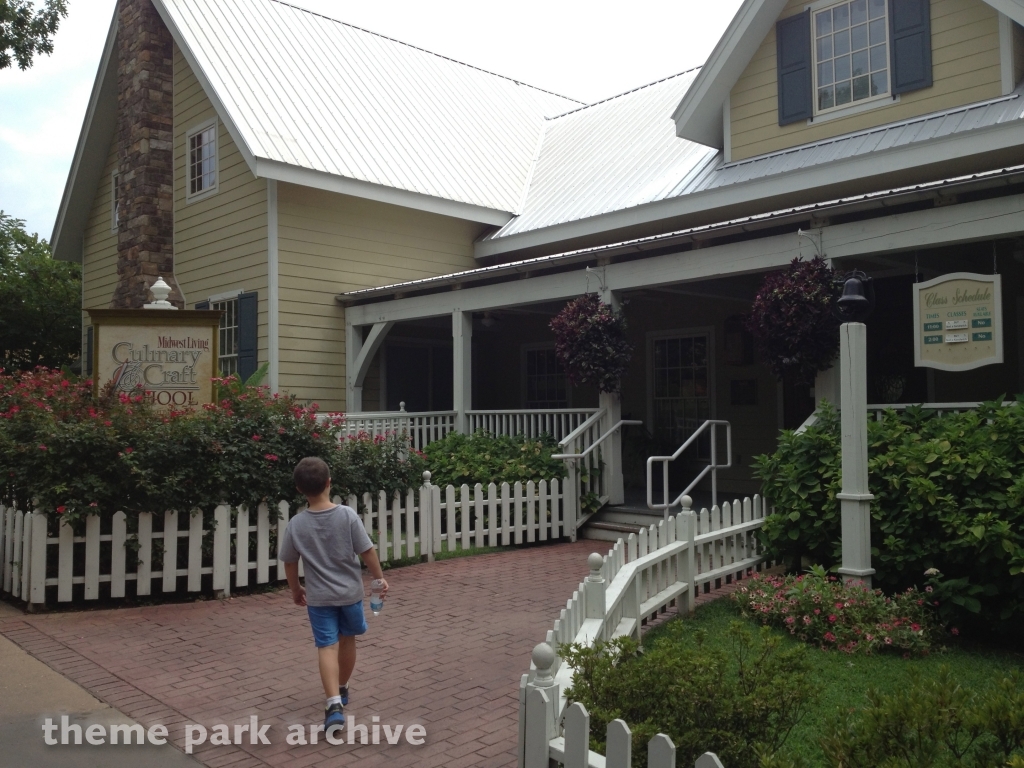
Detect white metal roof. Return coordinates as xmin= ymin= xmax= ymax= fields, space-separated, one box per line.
xmin=160 ymin=0 xmax=581 ymax=216
xmin=491 ymin=70 xmax=720 ymax=238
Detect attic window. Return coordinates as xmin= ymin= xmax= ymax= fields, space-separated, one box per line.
xmin=187 ymin=119 xmax=218 ymax=200
xmin=813 ymin=0 xmax=889 ymax=113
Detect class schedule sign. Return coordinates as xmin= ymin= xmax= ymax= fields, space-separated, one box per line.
xmin=87 ymin=309 xmax=223 ymax=408
xmin=913 ymin=273 xmax=1003 ymax=371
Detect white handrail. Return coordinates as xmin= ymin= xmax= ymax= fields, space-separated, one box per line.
xmin=551 ymin=420 xmax=642 ymax=460
xmin=647 ymin=420 xmax=732 ymax=516
xmin=558 ymin=408 xmax=607 ymax=448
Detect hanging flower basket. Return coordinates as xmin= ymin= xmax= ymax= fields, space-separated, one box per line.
xmin=550 ymin=294 xmax=634 ymax=394
xmin=745 ymin=257 xmax=841 ymax=385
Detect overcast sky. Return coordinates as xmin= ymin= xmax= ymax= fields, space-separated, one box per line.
xmin=0 ymin=0 xmax=743 ymax=241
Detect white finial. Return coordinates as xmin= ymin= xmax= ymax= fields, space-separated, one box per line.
xmin=144 ymin=277 xmax=177 ymax=310
xmin=531 ymin=643 xmax=556 ymax=682
xmin=680 ymin=495 xmax=693 ymax=512
xmin=422 ymin=470 xmax=432 ymax=486
xmin=588 ymin=553 xmax=604 ymax=576
xmin=399 ymin=401 xmax=407 ymax=413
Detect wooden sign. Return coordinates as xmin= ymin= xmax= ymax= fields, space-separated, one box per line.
xmin=86 ymin=309 xmax=222 ymax=408
xmin=912 ymin=273 xmax=1003 ymax=372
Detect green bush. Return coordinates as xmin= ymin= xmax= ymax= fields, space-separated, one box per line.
xmin=421 ymin=430 xmax=565 ymax=490
xmin=0 ymin=367 xmax=425 ymax=522
xmin=820 ymin=666 xmax=1024 ymax=767
xmin=754 ymin=400 xmax=1024 ymax=635
xmin=561 ymin=624 xmax=813 ymax=768
xmin=733 ymin=568 xmax=942 ymax=655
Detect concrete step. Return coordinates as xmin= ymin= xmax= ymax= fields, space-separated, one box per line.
xmin=580 ymin=521 xmax=644 ymax=542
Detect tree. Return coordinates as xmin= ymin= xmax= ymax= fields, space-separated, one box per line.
xmin=1 ymin=0 xmax=68 ymax=70
xmin=0 ymin=212 xmax=81 ymax=371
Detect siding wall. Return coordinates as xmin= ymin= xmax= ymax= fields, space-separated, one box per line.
xmin=277 ymin=183 xmax=485 ymax=411
xmin=172 ymin=43 xmax=269 ymax=364
xmin=729 ymin=0 xmax=1003 ymax=161
xmin=1013 ymin=19 xmax=1024 ymax=84
xmin=80 ymin=135 xmax=120 ymax=357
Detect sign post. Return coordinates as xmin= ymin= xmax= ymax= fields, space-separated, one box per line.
xmin=836 ymin=323 xmax=875 ymax=587
xmin=914 ymin=273 xmax=1003 ymax=371
xmin=87 ymin=308 xmax=222 ymax=409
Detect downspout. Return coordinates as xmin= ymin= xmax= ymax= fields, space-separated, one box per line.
xmin=267 ymin=179 xmax=280 ymax=392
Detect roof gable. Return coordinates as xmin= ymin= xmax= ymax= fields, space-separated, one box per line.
xmin=671 ymin=0 xmax=1024 ymax=148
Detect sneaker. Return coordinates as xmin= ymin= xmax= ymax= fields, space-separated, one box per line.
xmin=339 ymin=685 xmax=349 ymax=706
xmin=324 ymin=702 xmax=345 ymax=729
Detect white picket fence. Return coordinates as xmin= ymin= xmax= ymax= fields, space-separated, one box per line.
xmin=519 ymin=495 xmax=772 ymax=768
xmin=0 ymin=473 xmax=570 ymax=607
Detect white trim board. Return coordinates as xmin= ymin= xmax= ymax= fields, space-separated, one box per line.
xmin=349 ymin=190 xmax=1024 ymax=327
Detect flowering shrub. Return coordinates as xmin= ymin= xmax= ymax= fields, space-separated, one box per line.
xmin=421 ymin=430 xmax=564 ymax=490
xmin=550 ymin=294 xmax=633 ymax=394
xmin=755 ymin=400 xmax=1024 ymax=635
xmin=0 ymin=367 xmax=425 ymax=523
xmin=745 ymin=257 xmax=841 ymax=385
xmin=733 ymin=568 xmax=942 ymax=655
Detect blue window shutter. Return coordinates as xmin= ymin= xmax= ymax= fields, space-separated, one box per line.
xmin=195 ymin=300 xmax=210 ymax=310
xmin=889 ymin=0 xmax=932 ymax=94
xmin=237 ymin=291 xmax=258 ymax=383
xmin=777 ymin=11 xmax=813 ymax=126
xmin=85 ymin=326 xmax=94 ymax=379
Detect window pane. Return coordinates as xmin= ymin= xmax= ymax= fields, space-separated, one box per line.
xmin=870 ymin=70 xmax=888 ymax=96
xmin=851 ymin=23 xmax=867 ymax=51
xmin=853 ymin=74 xmax=870 ymax=100
xmin=816 ymin=35 xmax=833 ymax=61
xmin=818 ymin=85 xmax=835 ymax=110
xmin=834 ymin=28 xmax=850 ymax=56
xmin=852 ymin=49 xmax=869 ymax=76
xmin=869 ymin=43 xmax=887 ymax=72
xmin=850 ymin=0 xmax=867 ymax=25
xmin=815 ymin=8 xmax=832 ymax=36
xmin=818 ymin=60 xmax=834 ymax=86
xmin=693 ymin=338 xmax=707 ymax=366
xmin=833 ymin=4 xmax=849 ymax=29
xmin=666 ymin=340 xmax=680 ymax=367
xmin=667 ymin=369 xmax=680 ymax=398
xmin=835 ymin=54 xmax=851 ymax=81
xmin=869 ymin=18 xmax=886 ymax=46
xmin=836 ymin=79 xmax=853 ymax=105
xmin=868 ymin=0 xmax=885 ymax=19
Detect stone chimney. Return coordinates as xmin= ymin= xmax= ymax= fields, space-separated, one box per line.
xmin=112 ymin=0 xmax=183 ymax=309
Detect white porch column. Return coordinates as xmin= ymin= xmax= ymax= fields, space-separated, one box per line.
xmin=346 ymin=321 xmax=364 ymax=413
xmin=599 ymin=286 xmax=625 ymax=506
xmin=453 ymin=310 xmax=472 ymax=433
xmin=836 ymin=323 xmax=875 ymax=587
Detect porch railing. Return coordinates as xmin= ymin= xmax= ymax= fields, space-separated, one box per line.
xmin=337 ymin=407 xmax=458 ymax=451
xmin=467 ymin=409 xmax=598 ymax=442
xmin=797 ymin=401 xmax=1015 ymax=433
xmin=519 ymin=494 xmax=771 ymax=768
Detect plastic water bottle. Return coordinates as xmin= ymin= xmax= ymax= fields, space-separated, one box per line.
xmin=370 ymin=579 xmax=384 ymax=616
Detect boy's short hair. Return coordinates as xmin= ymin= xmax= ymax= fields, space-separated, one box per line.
xmin=294 ymin=457 xmax=331 ymax=496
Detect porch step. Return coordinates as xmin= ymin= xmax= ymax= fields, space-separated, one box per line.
xmin=579 ymin=505 xmax=667 ymax=542
xmin=580 ymin=521 xmax=646 ymax=542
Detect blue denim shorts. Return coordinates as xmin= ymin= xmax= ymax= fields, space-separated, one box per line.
xmin=307 ymin=603 xmax=368 ymax=647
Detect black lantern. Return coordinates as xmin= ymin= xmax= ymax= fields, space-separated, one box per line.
xmin=837 ymin=270 xmax=875 ymax=322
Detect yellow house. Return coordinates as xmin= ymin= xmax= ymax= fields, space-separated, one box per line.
xmin=53 ymin=0 xmax=1024 ymax=524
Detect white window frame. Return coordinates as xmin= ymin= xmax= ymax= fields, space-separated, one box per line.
xmin=807 ymin=0 xmax=893 ymax=120
xmin=520 ymin=343 xmax=571 ymax=409
xmin=211 ymin=295 xmax=240 ymax=377
xmin=185 ymin=117 xmax=219 ymax=203
xmin=110 ymin=171 xmax=119 ymax=233
xmin=645 ymin=326 xmax=716 ymax=445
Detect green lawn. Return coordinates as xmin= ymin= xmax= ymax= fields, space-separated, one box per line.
xmin=643 ymin=597 xmax=1024 ymax=766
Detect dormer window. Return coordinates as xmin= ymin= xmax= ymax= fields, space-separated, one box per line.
xmin=186 ymin=118 xmax=219 ymax=201
xmin=776 ymin=0 xmax=931 ymax=126
xmin=813 ymin=0 xmax=889 ymax=113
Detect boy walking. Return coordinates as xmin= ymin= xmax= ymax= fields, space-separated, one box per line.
xmin=280 ymin=457 xmax=388 ymax=729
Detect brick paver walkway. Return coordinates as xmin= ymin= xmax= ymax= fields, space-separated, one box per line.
xmin=0 ymin=540 xmax=747 ymax=768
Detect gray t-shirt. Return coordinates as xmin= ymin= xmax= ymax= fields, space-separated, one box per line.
xmin=279 ymin=505 xmax=374 ymax=607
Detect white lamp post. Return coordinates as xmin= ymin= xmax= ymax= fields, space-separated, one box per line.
xmin=835 ymin=272 xmax=875 ymax=587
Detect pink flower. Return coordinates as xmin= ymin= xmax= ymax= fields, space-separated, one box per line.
xmin=828 ymin=614 xmax=837 ymax=623
xmin=814 ymin=609 xmax=821 ymax=615
xmin=911 ymin=623 xmax=921 ymax=632
xmin=785 ymin=616 xmax=795 ymax=624
xmin=264 ymin=454 xmax=279 ymax=461
xmin=56 ymin=506 xmax=66 ymax=514
xmin=951 ymin=627 xmax=959 ymax=636
xmin=803 ymin=615 xmax=812 ymax=625
xmin=38 ymin=444 xmax=47 ymax=451
xmin=824 ymin=632 xmax=836 ymax=642
xmin=124 ymin=447 xmax=133 ymax=454
xmin=252 ymin=434 xmax=262 ymax=441
xmin=89 ymin=502 xmax=98 ymax=508
xmin=884 ymin=637 xmax=893 ymax=645
xmin=925 ymin=586 xmax=933 ymax=593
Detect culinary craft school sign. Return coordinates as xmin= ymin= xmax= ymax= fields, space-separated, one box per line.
xmin=912 ymin=273 xmax=1003 ymax=372
xmin=87 ymin=309 xmax=223 ymax=407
